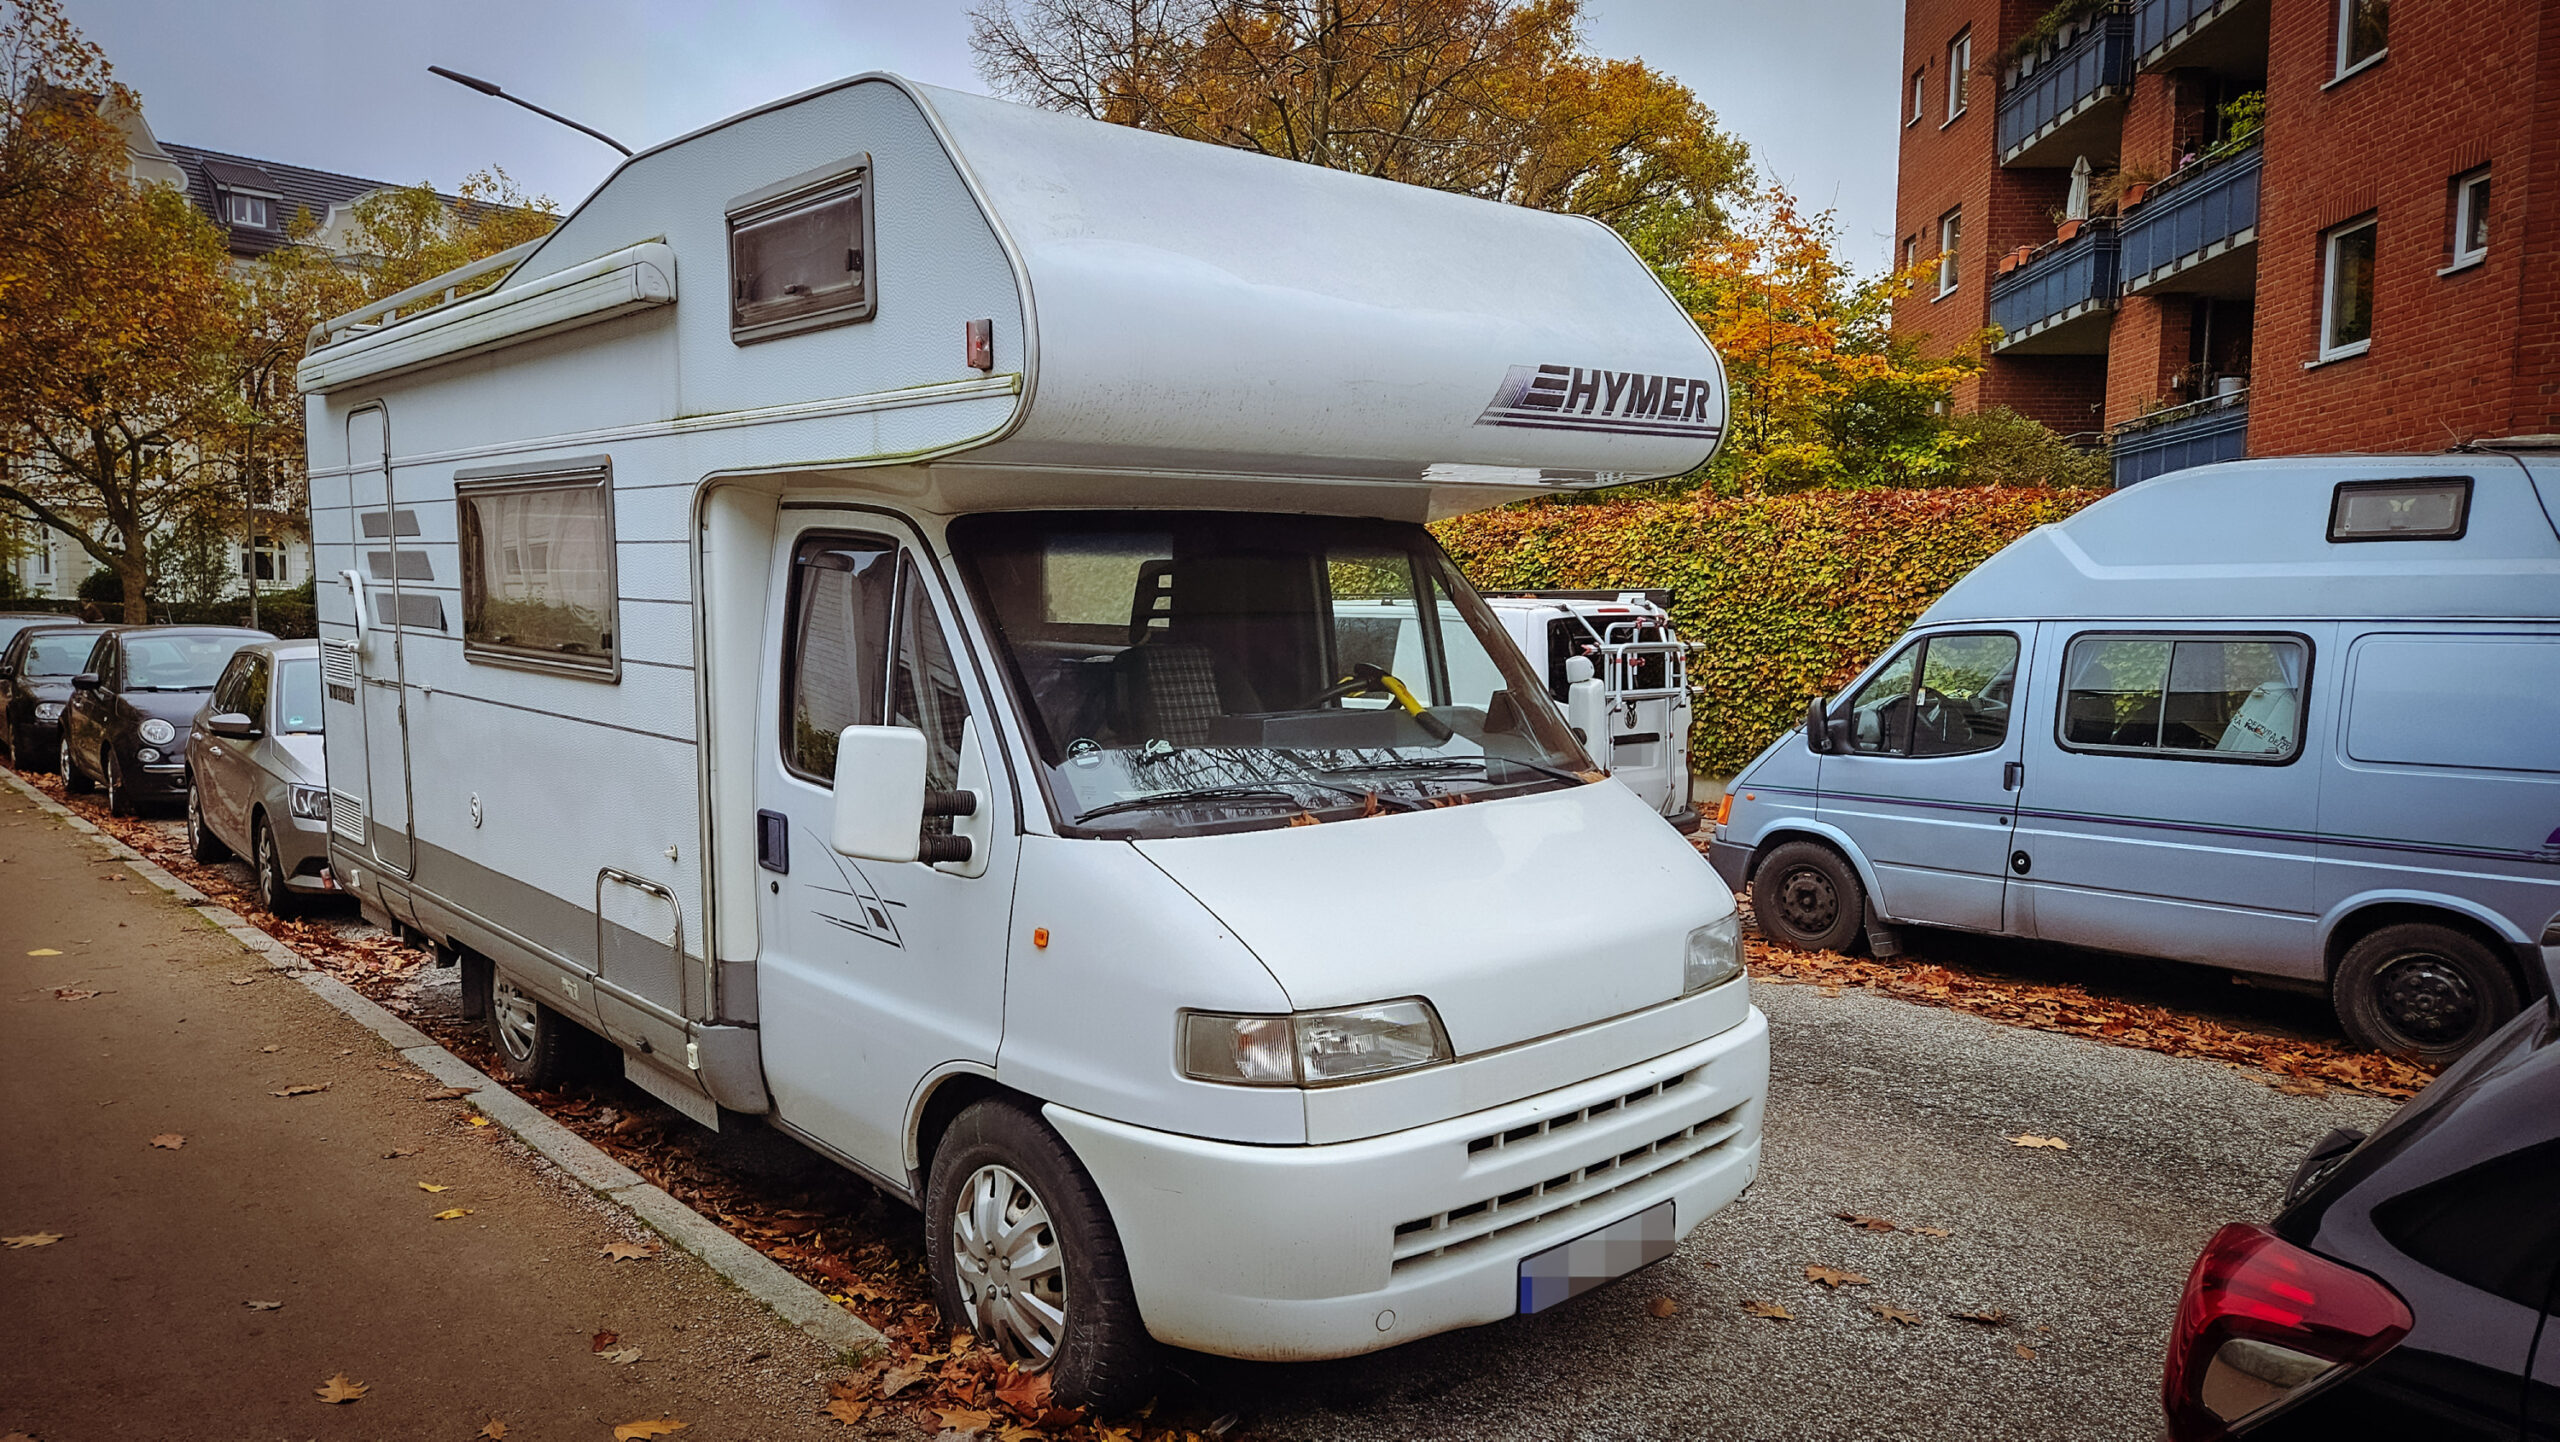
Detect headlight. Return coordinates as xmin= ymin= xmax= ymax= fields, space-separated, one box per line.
xmin=139 ymin=718 xmax=175 ymax=745
xmin=1182 ymin=998 xmax=1452 ymax=1087
xmin=1684 ymin=915 xmax=1744 ymax=994
xmin=35 ymin=702 xmax=63 ymax=721
xmin=289 ymin=785 xmax=329 ymax=821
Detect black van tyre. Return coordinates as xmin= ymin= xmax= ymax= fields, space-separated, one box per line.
xmin=925 ymin=1099 xmax=1153 ymax=1413
xmin=488 ymin=972 xmax=597 ymax=1087
xmin=60 ymin=734 xmax=91 ymax=793
xmin=2333 ymin=923 xmax=2521 ymax=1064
xmin=186 ymin=781 xmax=229 ymax=863
xmin=1751 ymin=839 xmax=1867 ymax=953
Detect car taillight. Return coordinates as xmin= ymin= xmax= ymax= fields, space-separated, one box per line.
xmin=2163 ymin=1223 xmax=2412 ymax=1440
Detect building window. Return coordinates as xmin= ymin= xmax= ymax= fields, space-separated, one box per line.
xmin=225 ymin=193 xmax=270 ymax=229
xmin=2449 ymin=169 xmax=2490 ymax=269
xmin=2335 ymin=0 xmax=2387 ymax=78
xmin=1903 ymin=236 xmax=1918 ymax=275
xmin=1946 ymin=31 xmax=1971 ymax=121
xmin=1910 ymin=69 xmax=1926 ymax=125
xmin=239 ymin=535 xmax=287 ymax=582
xmin=2320 ymin=217 xmax=2377 ymax=360
xmin=456 ymin=461 xmax=619 ymax=677
xmin=1937 ymin=210 xmax=1962 ymax=297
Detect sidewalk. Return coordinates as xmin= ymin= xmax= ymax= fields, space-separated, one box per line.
xmin=0 ymin=785 xmax=868 ymax=1441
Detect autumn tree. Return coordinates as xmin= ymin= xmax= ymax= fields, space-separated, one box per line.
xmin=0 ymin=0 xmax=245 ymax=619
xmin=968 ymin=0 xmax=1750 ymax=257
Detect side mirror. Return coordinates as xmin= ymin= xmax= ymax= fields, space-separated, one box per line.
xmin=1804 ymin=695 xmax=1832 ymax=753
xmin=207 ymin=711 xmax=261 ymax=740
xmin=1563 ymin=656 xmax=1608 ymax=756
xmin=830 ymin=725 xmax=929 ymax=863
xmin=70 ymin=672 xmax=100 ymax=691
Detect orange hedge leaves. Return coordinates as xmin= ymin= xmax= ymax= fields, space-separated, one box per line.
xmin=1434 ymin=486 xmax=2105 ymax=775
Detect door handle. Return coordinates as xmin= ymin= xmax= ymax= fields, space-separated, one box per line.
xmin=756 ymin=809 xmax=789 ymax=874
xmin=2002 ymin=761 xmax=2024 ymax=792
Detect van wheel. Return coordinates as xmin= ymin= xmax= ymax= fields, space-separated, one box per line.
xmin=925 ymin=1099 xmax=1152 ymax=1413
xmin=186 ymin=782 xmax=230 ymax=863
xmin=488 ymin=973 xmax=597 ymax=1087
xmin=1750 ymin=840 xmax=1866 ymax=953
xmin=60 ymin=735 xmax=91 ymax=793
xmin=2333 ymin=923 xmax=2521 ymax=1064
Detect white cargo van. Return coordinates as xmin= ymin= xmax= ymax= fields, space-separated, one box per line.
xmin=296 ymin=75 xmax=1765 ymax=1403
xmin=1481 ymin=590 xmax=1698 ymax=828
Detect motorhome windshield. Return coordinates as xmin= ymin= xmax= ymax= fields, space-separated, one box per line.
xmin=951 ymin=512 xmax=1595 ymax=837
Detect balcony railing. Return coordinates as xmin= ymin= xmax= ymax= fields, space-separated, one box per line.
xmin=2118 ymin=141 xmax=2261 ymax=294
xmin=2134 ymin=0 xmax=2267 ymax=70
xmin=1990 ymin=220 xmax=2120 ymax=352
xmin=2110 ymin=391 xmax=2248 ymax=486
xmin=1998 ymin=7 xmax=2135 ymax=165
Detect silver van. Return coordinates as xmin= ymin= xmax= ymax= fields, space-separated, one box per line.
xmin=1710 ymin=451 xmax=2560 ymax=1062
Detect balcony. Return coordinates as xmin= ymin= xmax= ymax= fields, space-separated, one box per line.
xmin=1990 ymin=220 xmax=2119 ymax=353
xmin=2111 ymin=391 xmax=2248 ymax=486
xmin=2118 ymin=141 xmax=2260 ymax=297
xmin=2134 ymin=0 xmax=2270 ymax=73
xmin=1998 ymin=7 xmax=2135 ymax=168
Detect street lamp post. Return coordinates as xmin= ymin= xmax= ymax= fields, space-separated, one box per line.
xmin=427 ymin=67 xmax=632 ymax=157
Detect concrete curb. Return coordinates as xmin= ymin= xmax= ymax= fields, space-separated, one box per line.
xmin=2 ymin=767 xmax=883 ymax=1359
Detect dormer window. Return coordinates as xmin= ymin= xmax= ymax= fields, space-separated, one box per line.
xmin=225 ymin=192 xmax=271 ymax=229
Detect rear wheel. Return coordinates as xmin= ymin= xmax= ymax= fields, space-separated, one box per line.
xmin=186 ymin=781 xmax=230 ymax=863
xmin=488 ymin=972 xmax=598 ymax=1087
xmin=2333 ymin=922 xmax=2521 ymax=1064
xmin=926 ymin=1099 xmax=1152 ymax=1412
xmin=1750 ymin=839 xmax=1867 ymax=953
xmin=253 ymin=815 xmax=302 ymax=919
xmin=60 ymin=734 xmax=91 ymax=793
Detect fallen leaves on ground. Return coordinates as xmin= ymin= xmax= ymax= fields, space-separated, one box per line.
xmin=1735 ymin=923 xmax=2436 ymax=1099
xmin=2268 ymin=1076 xmax=2330 ymax=1096
xmin=613 ymin=1420 xmax=687 ymax=1441
xmin=1740 ymin=1299 xmax=1792 ymax=1320
xmin=1646 ymin=1295 xmax=1679 ymax=1317
xmin=2014 ymin=1344 xmax=2039 ymax=1360
xmin=1871 ymin=1303 xmax=1924 ymax=1326
xmin=1952 ymin=1308 xmax=2011 ymax=1326
xmin=822 ymin=1393 xmax=871 ymax=1425
xmin=591 ymin=1330 xmax=620 ymax=1352
xmin=229 ymin=976 xmax=257 ymax=986
xmin=314 ymin=1373 xmax=368 ymax=1404
xmin=2007 ymin=1134 xmax=2071 ymax=1150
xmin=245 ymin=1298 xmax=284 ymax=1310
xmin=431 ymin=1208 xmax=473 ymax=1221
xmin=1833 ymin=1211 xmax=1896 ymax=1232
xmin=466 ymin=1115 xmax=491 ymax=1128
xmin=380 ymin=1147 xmax=418 ymax=1159
xmin=1804 ymin=1264 xmax=1870 ymax=1289
xmin=418 ymin=1182 xmax=451 ymax=1193
xmin=1909 ymin=1225 xmax=1952 ymax=1238
xmin=260 ymin=1044 xmax=283 ymax=1053
xmin=270 ymin=1083 xmax=328 ymax=1098
xmin=478 ymin=1421 xmax=509 ymax=1439
xmin=879 ymin=1360 xmax=931 ymax=1397
xmin=598 ymin=1346 xmax=645 ymax=1365
xmin=148 ymin=1133 xmax=185 ymax=1150
xmin=52 ymin=987 xmax=99 ymax=1000
xmin=936 ymin=1407 xmax=997 ymax=1432
xmin=601 ymin=1240 xmax=657 ymax=1261
xmin=420 ymin=1086 xmax=479 ymax=1101
xmin=4 ymin=1233 xmax=64 ymax=1249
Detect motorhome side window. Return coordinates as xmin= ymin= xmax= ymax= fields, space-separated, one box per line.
xmin=1842 ymin=632 xmax=2017 ymax=757
xmin=2060 ymin=635 xmax=2306 ymax=760
xmin=455 ymin=467 xmax=618 ymax=676
xmin=729 ymin=157 xmax=873 ymax=343
xmin=783 ymin=537 xmax=968 ymax=829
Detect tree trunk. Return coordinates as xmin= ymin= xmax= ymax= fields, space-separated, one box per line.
xmin=119 ymin=554 xmax=149 ymax=625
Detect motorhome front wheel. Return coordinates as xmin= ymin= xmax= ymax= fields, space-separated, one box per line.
xmin=925 ymin=1099 xmax=1152 ymax=1410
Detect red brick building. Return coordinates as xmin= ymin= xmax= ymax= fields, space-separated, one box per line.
xmin=1893 ymin=0 xmax=2560 ymax=483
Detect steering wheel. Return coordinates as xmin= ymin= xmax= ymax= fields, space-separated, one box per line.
xmin=1295 ymin=662 xmax=1454 ymax=741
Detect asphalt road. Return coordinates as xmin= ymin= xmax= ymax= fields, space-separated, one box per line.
xmin=98 ymin=803 xmax=2399 ymax=1441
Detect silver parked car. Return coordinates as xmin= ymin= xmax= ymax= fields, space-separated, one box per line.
xmin=184 ymin=640 xmax=334 ymax=916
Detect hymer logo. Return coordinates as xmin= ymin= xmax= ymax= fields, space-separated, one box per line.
xmin=1476 ymin=364 xmax=1722 ymax=442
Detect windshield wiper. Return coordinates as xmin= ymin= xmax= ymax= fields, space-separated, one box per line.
xmin=1074 ymin=779 xmax=1424 ymax=824
xmin=1319 ymin=756 xmax=1589 ymax=786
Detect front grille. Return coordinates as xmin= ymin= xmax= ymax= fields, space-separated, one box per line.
xmin=1466 ymin=1069 xmax=1693 ymax=1158
xmin=1391 ymin=1101 xmax=1751 ymax=1268
xmin=328 ymin=790 xmax=366 ymax=844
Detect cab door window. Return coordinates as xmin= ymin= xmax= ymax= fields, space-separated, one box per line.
xmin=783 ymin=535 xmax=971 ymax=833
xmin=1844 ymin=632 xmax=2019 ymax=757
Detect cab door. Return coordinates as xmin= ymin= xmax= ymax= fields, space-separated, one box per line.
xmin=752 ymin=520 xmax=1015 ymax=1183
xmin=1816 ymin=628 xmax=2031 ymax=933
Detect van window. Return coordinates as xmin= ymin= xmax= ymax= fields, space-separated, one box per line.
xmin=2347 ymin=636 xmax=2560 ymax=773
xmin=1842 ymin=632 xmax=2017 ymax=757
xmin=2061 ymin=635 xmax=2305 ymax=760
xmin=456 ymin=466 xmax=619 ymax=675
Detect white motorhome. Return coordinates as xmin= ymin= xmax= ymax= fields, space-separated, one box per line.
xmin=297 ymin=76 xmax=1764 ymax=1401
xmin=1481 ymin=590 xmax=1697 ymax=827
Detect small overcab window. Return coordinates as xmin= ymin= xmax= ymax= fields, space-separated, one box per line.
xmin=729 ymin=154 xmax=875 ymax=344
xmin=2329 ymin=477 xmax=2470 ymax=542
xmin=455 ymin=459 xmax=619 ymax=677
xmin=225 ymin=193 xmax=270 ymax=229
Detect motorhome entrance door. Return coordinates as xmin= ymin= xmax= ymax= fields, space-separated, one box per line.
xmin=347 ymin=407 xmax=414 ymax=875
xmin=751 ymin=522 xmax=1014 ymax=1183
xmin=1816 ymin=628 xmax=2032 ymax=932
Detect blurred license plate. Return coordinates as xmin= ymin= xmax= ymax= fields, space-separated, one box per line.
xmin=1517 ymin=1199 xmax=1675 ymax=1314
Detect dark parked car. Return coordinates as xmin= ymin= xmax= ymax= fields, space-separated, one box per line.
xmin=0 ymin=611 xmax=68 ymax=654
xmin=0 ymin=622 xmax=105 ymax=773
xmin=59 ymin=626 xmax=271 ymax=815
xmin=2162 ymin=936 xmax=2560 ymax=1440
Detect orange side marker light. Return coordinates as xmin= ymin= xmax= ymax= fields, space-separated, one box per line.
xmin=1032 ymin=927 xmax=1050 ymax=949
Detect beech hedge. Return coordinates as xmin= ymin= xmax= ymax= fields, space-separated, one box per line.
xmin=1435 ymin=485 xmax=2105 ymax=776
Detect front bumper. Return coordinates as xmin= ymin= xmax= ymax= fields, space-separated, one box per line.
xmin=275 ymin=809 xmax=335 ymax=892
xmin=1706 ymin=836 xmax=1752 ymax=892
xmin=135 ymin=756 xmax=192 ymax=797
xmin=1045 ymin=1006 xmax=1769 ymax=1361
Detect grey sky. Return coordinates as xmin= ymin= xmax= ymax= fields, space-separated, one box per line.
xmin=72 ymin=0 xmax=1903 ymax=268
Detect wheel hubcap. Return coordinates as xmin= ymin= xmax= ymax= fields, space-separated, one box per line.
xmin=491 ymin=977 xmax=538 ymax=1064
xmin=1775 ymin=865 xmax=1838 ymax=936
xmin=2375 ymin=953 xmax=2480 ymax=1046
xmin=950 ymin=1164 xmax=1067 ymax=1367
xmin=257 ymin=830 xmax=277 ymax=903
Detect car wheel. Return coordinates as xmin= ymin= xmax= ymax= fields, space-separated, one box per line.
xmin=186 ymin=780 xmax=230 ymax=863
xmin=103 ymin=748 xmax=136 ymax=817
xmin=926 ymin=1099 xmax=1152 ymax=1412
xmin=253 ymin=815 xmax=304 ymax=920
xmin=487 ymin=972 xmax=599 ymax=1087
xmin=1750 ymin=839 xmax=1867 ymax=953
xmin=60 ymin=734 xmax=91 ymax=793
xmin=2334 ymin=922 xmax=2522 ymax=1064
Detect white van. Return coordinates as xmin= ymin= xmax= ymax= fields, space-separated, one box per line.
xmin=296 ymin=75 xmax=1765 ymax=1402
xmin=1481 ymin=590 xmax=1698 ymax=827
xmin=1711 ymin=453 xmax=2560 ymax=1063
